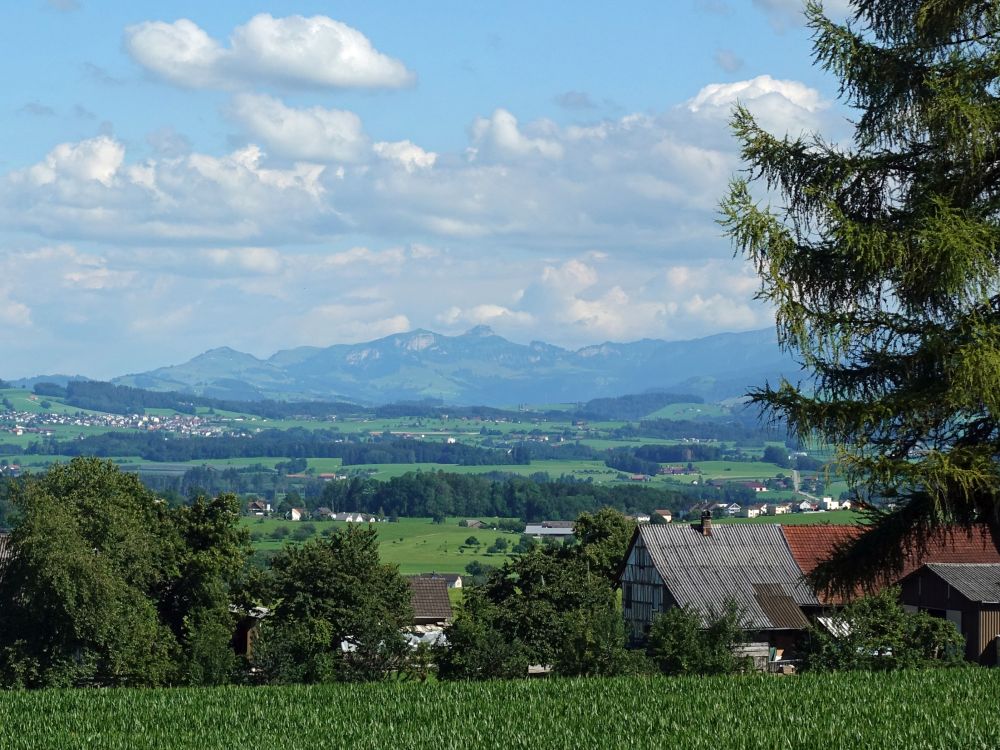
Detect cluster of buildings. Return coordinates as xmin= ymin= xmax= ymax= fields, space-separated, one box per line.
xmin=687 ymin=497 xmax=849 ymax=520
xmin=620 ymin=516 xmax=1000 ymax=667
xmin=0 ymin=409 xmax=250 ymax=439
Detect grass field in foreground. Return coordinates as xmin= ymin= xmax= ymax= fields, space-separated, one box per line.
xmin=0 ymin=669 xmax=996 ymax=749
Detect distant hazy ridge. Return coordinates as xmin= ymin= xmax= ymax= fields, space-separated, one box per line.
xmin=109 ymin=326 xmax=798 ymax=405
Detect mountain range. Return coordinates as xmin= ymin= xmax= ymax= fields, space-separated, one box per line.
xmin=105 ymin=326 xmax=801 ymax=406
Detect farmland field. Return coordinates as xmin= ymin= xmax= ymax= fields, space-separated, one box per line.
xmin=245 ymin=516 xmax=523 ymax=575
xmin=0 ymin=669 xmax=996 ymax=749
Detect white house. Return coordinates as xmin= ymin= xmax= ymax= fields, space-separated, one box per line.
xmin=741 ymin=506 xmax=762 ymax=519
xmin=767 ymin=503 xmax=792 ymax=516
xmin=821 ymin=497 xmax=840 ymax=511
xmin=288 ymin=508 xmax=307 ymax=522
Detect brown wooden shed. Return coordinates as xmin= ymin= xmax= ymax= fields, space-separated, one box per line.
xmin=899 ymin=563 xmax=1000 ymax=665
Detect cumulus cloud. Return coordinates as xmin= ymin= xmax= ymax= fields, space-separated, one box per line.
xmin=470 ymin=109 xmax=564 ymax=160
xmin=2 ymin=138 xmax=331 ymax=243
xmin=230 ymin=93 xmax=369 ymax=162
xmin=15 ymin=135 xmax=125 ymax=188
xmin=373 ymin=140 xmax=437 ymax=172
xmin=125 ymin=14 xmax=415 ymax=90
xmin=438 ymin=304 xmax=535 ymax=329
xmin=686 ymin=74 xmax=829 ymax=134
xmin=0 ymin=77 xmax=834 ymax=265
xmin=0 ymin=239 xmax=776 ymax=379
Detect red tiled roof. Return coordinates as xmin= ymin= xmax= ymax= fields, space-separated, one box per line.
xmin=781 ymin=525 xmax=863 ymax=577
xmin=780 ymin=524 xmax=1000 ymax=603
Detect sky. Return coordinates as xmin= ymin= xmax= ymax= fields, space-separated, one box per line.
xmin=0 ymin=0 xmax=855 ymax=379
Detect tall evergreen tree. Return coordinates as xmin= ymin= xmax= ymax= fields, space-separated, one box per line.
xmin=722 ymin=1 xmax=1000 ymax=594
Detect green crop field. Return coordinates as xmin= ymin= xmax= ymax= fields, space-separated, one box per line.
xmin=0 ymin=669 xmax=996 ymax=749
xmin=245 ymin=516 xmax=522 ymax=575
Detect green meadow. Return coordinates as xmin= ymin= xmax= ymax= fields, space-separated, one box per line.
xmin=244 ymin=516 xmax=523 ymax=575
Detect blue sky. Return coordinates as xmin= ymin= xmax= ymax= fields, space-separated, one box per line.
xmin=0 ymin=0 xmax=852 ymax=379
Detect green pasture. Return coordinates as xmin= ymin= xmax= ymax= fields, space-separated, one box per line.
xmin=642 ymin=402 xmax=730 ymax=420
xmin=715 ymin=509 xmax=863 ymax=525
xmin=244 ymin=516 xmax=522 ymax=575
xmin=0 ymin=669 xmax=997 ymax=749
xmin=686 ymin=460 xmax=787 ymax=480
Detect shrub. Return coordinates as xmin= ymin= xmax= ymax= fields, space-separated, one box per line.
xmin=646 ymin=602 xmax=751 ymax=676
xmin=802 ymin=588 xmax=965 ymax=672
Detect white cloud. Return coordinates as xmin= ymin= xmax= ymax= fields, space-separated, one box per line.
xmin=230 ymin=93 xmax=369 ymax=162
xmin=295 ymin=305 xmax=411 ymax=345
xmin=471 ymin=109 xmax=564 ymax=160
xmin=125 ymin=14 xmax=415 ymax=90
xmin=62 ymin=267 xmax=136 ymax=290
xmin=203 ymin=247 xmax=285 ymax=275
xmin=373 ymin=140 xmax=437 ymax=172
xmin=16 ymin=136 xmax=124 ymax=188
xmin=2 ymin=139 xmax=332 ymax=243
xmin=0 ymin=83 xmax=833 ymax=264
xmin=437 ymin=304 xmax=535 ymax=328
xmin=0 ymin=289 xmax=31 ymax=327
xmin=124 ymin=19 xmax=224 ymax=88
xmin=686 ymin=74 xmax=830 ymax=134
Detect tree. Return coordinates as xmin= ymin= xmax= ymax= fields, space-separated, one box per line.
xmin=646 ymin=602 xmax=752 ymax=676
xmin=802 ymin=587 xmax=965 ymax=671
xmin=0 ymin=459 xmax=252 ymax=689
xmin=722 ymin=0 xmax=1000 ymax=594
xmin=253 ymin=525 xmax=411 ymax=683
xmin=438 ymin=547 xmax=635 ymax=679
xmin=572 ymin=507 xmax=636 ymax=586
xmin=157 ymin=493 xmax=252 ymax=686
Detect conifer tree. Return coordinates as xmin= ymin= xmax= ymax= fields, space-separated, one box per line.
xmin=722 ymin=1 xmax=1000 ymax=594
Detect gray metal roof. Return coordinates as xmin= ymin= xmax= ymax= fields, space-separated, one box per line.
xmin=636 ymin=524 xmax=819 ymax=630
xmin=924 ymin=563 xmax=1000 ymax=603
xmin=524 ymin=524 xmax=575 ymax=536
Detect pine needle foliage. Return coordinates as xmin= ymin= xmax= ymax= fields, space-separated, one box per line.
xmin=722 ymin=0 xmax=1000 ymax=596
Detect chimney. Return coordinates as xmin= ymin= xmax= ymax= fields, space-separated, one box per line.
xmin=700 ymin=510 xmax=712 ymax=537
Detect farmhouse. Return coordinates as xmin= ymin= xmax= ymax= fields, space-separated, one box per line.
xmin=619 ymin=518 xmax=1000 ymax=667
xmin=415 ymin=572 xmax=463 ymax=589
xmin=247 ymin=499 xmax=271 ymax=516
xmin=781 ymin=524 xmax=1000 ymax=603
xmin=619 ymin=516 xmax=818 ymax=656
xmin=407 ymin=577 xmax=453 ymax=626
xmin=524 ymin=521 xmax=575 ymax=538
xmin=899 ymin=564 xmax=1000 ymax=664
